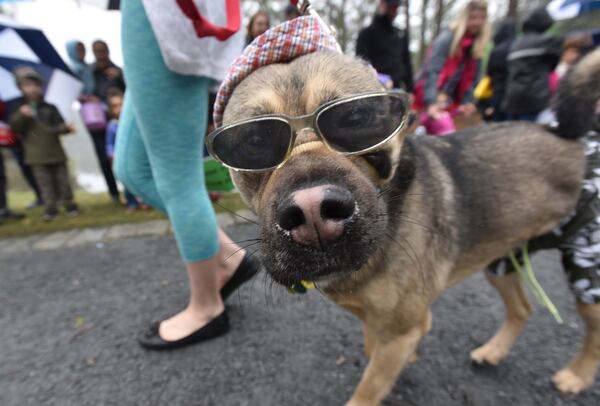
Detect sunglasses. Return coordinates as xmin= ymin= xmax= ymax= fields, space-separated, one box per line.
xmin=206 ymin=91 xmax=409 ymax=172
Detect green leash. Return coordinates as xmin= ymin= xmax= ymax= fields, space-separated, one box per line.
xmin=508 ymin=243 xmax=563 ymax=324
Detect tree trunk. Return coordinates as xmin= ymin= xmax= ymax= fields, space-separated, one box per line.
xmin=433 ymin=0 xmax=444 ymax=39
xmin=507 ymin=0 xmax=519 ymax=18
xmin=419 ymin=0 xmax=430 ymax=66
xmin=404 ymin=0 xmax=410 ymax=34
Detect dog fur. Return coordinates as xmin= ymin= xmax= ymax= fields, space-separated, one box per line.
xmin=220 ymin=49 xmax=600 ymax=405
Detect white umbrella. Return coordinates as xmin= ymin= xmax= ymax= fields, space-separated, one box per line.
xmin=0 ymin=15 xmax=82 ymax=120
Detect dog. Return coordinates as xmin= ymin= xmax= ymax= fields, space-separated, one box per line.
xmin=215 ymin=49 xmax=600 ymax=405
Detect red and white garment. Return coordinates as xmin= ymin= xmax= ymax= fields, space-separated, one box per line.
xmin=142 ymin=0 xmax=244 ymax=79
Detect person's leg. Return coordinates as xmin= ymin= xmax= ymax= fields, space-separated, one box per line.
xmin=32 ymin=165 xmax=57 ymax=217
xmin=10 ymin=143 xmax=43 ymax=204
xmin=114 ymin=93 xmax=164 ymax=210
xmin=54 ymin=162 xmax=78 ymax=212
xmin=121 ymin=0 xmax=248 ymax=342
xmin=124 ymin=188 xmax=139 ymax=209
xmin=0 ymin=150 xmax=6 ymax=211
xmin=89 ymin=128 xmax=120 ymax=201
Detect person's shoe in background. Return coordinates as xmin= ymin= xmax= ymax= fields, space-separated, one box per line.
xmin=65 ymin=203 xmax=80 ymax=218
xmin=126 ymin=202 xmax=139 ymax=214
xmin=25 ymin=199 xmax=44 ymax=209
xmin=0 ymin=208 xmax=25 ymax=221
xmin=42 ymin=207 xmax=59 ymax=222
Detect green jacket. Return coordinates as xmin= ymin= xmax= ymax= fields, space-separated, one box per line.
xmin=9 ymin=99 xmax=69 ymax=165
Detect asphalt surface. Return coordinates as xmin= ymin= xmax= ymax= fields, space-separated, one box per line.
xmin=1 ymin=222 xmax=599 ymax=406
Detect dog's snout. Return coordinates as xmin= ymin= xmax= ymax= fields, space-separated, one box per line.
xmin=276 ymin=185 xmax=356 ymax=247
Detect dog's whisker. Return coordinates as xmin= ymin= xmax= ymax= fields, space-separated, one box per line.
xmin=224 ymin=241 xmax=261 ymax=263
xmin=213 ymin=201 xmax=260 ymax=225
xmin=228 ymin=238 xmax=262 ymax=245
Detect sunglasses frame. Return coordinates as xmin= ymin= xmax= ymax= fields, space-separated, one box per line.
xmin=205 ymin=90 xmax=410 ymax=173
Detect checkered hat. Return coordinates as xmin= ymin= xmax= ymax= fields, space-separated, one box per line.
xmin=213 ymin=15 xmax=341 ymax=128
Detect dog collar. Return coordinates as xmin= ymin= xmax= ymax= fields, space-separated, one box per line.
xmin=213 ymin=15 xmax=341 ymax=128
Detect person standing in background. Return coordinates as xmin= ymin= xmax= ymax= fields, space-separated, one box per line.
xmin=502 ymin=7 xmax=561 ymax=121
xmin=356 ymin=0 xmax=414 ymax=92
xmin=2 ymin=96 xmax=44 ymax=209
xmin=245 ymin=10 xmax=270 ymax=45
xmin=88 ymin=40 xmax=123 ymax=203
xmin=414 ymin=0 xmax=490 ymax=121
xmin=91 ymin=40 xmax=126 ymax=103
xmin=65 ymin=40 xmax=95 ymax=95
xmin=104 ymin=90 xmax=140 ymax=212
xmin=483 ymin=19 xmax=516 ymax=122
xmin=9 ymin=67 xmax=79 ymax=221
xmin=553 ymin=35 xmax=591 ymax=84
xmin=0 ymin=146 xmax=25 ymax=223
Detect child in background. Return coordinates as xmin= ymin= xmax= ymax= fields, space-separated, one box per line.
xmin=420 ymin=92 xmax=456 ymax=136
xmin=9 ymin=67 xmax=79 ymax=221
xmin=105 ymin=91 xmax=140 ymax=212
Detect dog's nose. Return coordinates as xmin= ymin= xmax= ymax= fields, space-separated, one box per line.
xmin=276 ymin=185 xmax=356 ymax=247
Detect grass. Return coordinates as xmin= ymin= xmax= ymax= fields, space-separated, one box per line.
xmin=0 ymin=190 xmax=248 ymax=239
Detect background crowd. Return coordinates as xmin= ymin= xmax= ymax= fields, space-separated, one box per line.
xmin=1 ymin=0 xmax=598 ymax=226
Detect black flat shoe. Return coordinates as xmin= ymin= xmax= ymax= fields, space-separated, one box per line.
xmin=138 ymin=310 xmax=229 ymax=350
xmin=221 ymin=253 xmax=262 ymax=302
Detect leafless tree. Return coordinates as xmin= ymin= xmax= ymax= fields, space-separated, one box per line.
xmin=507 ymin=0 xmax=519 ymax=17
xmin=418 ymin=0 xmax=431 ymax=64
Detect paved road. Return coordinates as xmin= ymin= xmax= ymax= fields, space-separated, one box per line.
xmin=1 ymin=223 xmax=598 ymax=406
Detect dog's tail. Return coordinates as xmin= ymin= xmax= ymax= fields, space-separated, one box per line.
xmin=554 ymin=48 xmax=600 ymax=139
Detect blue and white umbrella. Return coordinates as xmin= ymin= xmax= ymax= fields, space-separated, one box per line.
xmin=76 ymin=0 xmax=120 ymax=10
xmin=547 ymin=0 xmax=600 ymax=20
xmin=0 ymin=15 xmax=82 ymax=119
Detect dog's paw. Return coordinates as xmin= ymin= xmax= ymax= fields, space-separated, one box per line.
xmin=469 ymin=343 xmax=508 ymax=365
xmin=552 ymin=367 xmax=593 ymax=394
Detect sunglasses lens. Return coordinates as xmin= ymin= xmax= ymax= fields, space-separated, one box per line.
xmin=211 ymin=120 xmax=291 ymax=170
xmin=317 ymin=95 xmax=406 ymax=152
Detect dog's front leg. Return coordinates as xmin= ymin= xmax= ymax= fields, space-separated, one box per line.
xmin=346 ymin=312 xmax=431 ymax=406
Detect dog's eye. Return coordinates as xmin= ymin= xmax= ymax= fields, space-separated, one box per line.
xmin=362 ymin=151 xmax=391 ymax=179
xmin=248 ymin=134 xmax=267 ymax=149
xmin=339 ymin=106 xmax=375 ymax=128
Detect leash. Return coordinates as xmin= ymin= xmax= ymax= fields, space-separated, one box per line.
xmin=508 ymin=243 xmax=563 ymax=324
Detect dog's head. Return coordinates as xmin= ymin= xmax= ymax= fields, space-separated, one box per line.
xmin=220 ymin=52 xmax=410 ymax=286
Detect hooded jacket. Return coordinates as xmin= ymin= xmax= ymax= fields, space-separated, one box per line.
xmin=356 ymin=14 xmax=414 ymax=91
xmin=502 ymin=8 xmax=561 ymax=115
xmin=486 ymin=19 xmax=517 ymax=107
xmin=65 ymin=41 xmax=95 ymax=95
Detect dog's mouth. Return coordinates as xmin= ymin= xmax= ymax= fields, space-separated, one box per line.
xmin=259 ymin=180 xmax=385 ymax=286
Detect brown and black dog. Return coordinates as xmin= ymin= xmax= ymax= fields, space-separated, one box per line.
xmin=219 ymin=49 xmax=600 ymax=405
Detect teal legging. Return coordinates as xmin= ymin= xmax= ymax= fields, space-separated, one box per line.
xmin=115 ymin=0 xmax=218 ymax=261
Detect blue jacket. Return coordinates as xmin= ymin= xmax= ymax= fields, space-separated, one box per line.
xmin=65 ymin=41 xmax=95 ymax=95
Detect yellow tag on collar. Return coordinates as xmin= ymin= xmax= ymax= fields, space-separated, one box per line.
xmin=288 ymin=280 xmax=316 ymax=294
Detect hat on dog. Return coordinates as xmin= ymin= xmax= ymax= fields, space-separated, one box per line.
xmin=213 ymin=15 xmax=341 ymax=128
